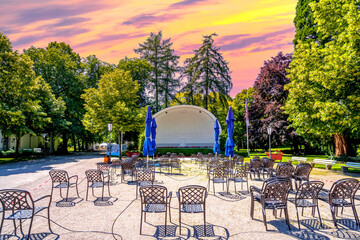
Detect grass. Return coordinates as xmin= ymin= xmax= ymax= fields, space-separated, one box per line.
xmin=0 ymin=158 xmax=16 ymax=164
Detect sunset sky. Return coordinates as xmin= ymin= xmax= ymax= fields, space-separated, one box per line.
xmin=0 ymin=0 xmax=298 ymax=97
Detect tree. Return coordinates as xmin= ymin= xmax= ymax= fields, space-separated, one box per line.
xmin=0 ymin=33 xmax=65 ymax=154
xmin=117 ymin=57 xmax=152 ymax=108
xmin=25 ymin=42 xmax=86 ymax=153
xmin=285 ymin=0 xmax=360 ymax=156
xmin=249 ymin=52 xmax=301 ymax=151
xmin=293 ymin=0 xmax=318 ymax=46
xmin=135 ymin=31 xmax=180 ymax=111
xmin=83 ymin=55 xmax=114 ymax=89
xmin=232 ymin=87 xmax=255 ymax=151
xmin=82 ymin=69 xmax=143 ymax=153
xmin=183 ymin=33 xmax=232 ymax=110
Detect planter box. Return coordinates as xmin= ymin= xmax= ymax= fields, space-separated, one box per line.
xmin=266 ymin=152 xmax=283 ymax=160
xmin=104 ymin=156 xmax=109 ymax=163
xmin=126 ymin=152 xmax=140 ymax=157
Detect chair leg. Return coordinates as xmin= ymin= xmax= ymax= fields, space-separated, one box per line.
xmin=48 ymin=206 xmax=51 ymax=232
xmin=66 ymin=186 xmax=69 ymax=201
xmin=86 ymin=185 xmax=89 ymax=201
xmin=317 ymin=205 xmax=323 ymax=228
xmin=179 ymin=209 xmax=182 ymax=234
xmin=204 ymin=210 xmax=206 ymax=236
xmin=59 ymin=187 xmax=63 ymax=199
xmin=284 ymin=207 xmax=291 ymax=230
xmin=295 ymin=207 xmax=300 ymax=229
xmin=262 ymin=207 xmax=267 ymax=231
xmin=352 ymin=205 xmax=360 ymax=226
xmin=213 ymin=182 xmax=215 ymax=196
xmin=107 ymin=183 xmax=111 ymax=198
xmin=250 ymin=198 xmax=254 ymax=219
xmin=330 ymin=206 xmax=338 ymax=228
xmin=75 ymin=183 xmax=80 ymax=198
xmin=165 ymin=208 xmax=167 ymax=236
xmin=140 ymin=210 xmax=143 ymax=235
xmin=27 ymin=216 xmax=34 ymax=240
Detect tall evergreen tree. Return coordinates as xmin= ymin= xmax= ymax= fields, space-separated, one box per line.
xmin=135 ymin=31 xmax=180 ymax=111
xmin=184 ymin=33 xmax=232 ymax=110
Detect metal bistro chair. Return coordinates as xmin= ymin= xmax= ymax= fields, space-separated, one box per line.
xmin=272 ymin=162 xmax=295 ymax=178
xmin=177 ymin=185 xmax=207 ymax=234
xmin=49 ymin=170 xmax=80 ymax=201
xmin=0 ymin=189 xmax=51 ymax=239
xmin=288 ymin=181 xmax=324 ymax=229
xmin=136 ymin=168 xmax=155 ymax=198
xmin=292 ymin=163 xmax=313 ymax=190
xmin=208 ymin=165 xmax=228 ymax=195
xmin=85 ymin=169 xmax=111 ymax=201
xmin=246 ymin=158 xmax=262 ymax=180
xmin=228 ymin=165 xmax=249 ymax=193
xmin=250 ymin=178 xmax=292 ymax=230
xmin=261 ymin=158 xmax=275 ymax=179
xmin=121 ymin=162 xmax=136 ymax=183
xmin=318 ymin=178 xmax=360 ymax=227
xmin=139 ymin=185 xmax=172 ymax=235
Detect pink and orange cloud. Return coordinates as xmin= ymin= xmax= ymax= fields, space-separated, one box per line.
xmin=0 ymin=0 xmax=297 ymax=97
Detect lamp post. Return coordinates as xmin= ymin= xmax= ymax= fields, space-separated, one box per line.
xmin=108 ymin=123 xmax=112 ymax=163
xmin=267 ymin=127 xmax=272 ymax=160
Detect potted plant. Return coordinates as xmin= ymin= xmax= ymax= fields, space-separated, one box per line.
xmin=126 ymin=147 xmax=140 ymax=157
xmin=265 ymin=150 xmax=284 ymax=160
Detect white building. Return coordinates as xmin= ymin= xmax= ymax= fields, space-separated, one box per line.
xmin=153 ymin=105 xmax=221 ymax=148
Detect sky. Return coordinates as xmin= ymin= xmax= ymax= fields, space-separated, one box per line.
xmin=0 ymin=0 xmax=298 ymax=97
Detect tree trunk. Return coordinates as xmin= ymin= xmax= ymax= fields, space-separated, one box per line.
xmin=73 ymin=135 xmax=77 ymax=152
xmin=15 ymin=137 xmax=20 ymax=155
xmin=62 ymin=132 xmax=68 ymax=153
xmin=334 ymin=133 xmax=356 ymax=157
xmin=50 ymin=132 xmax=54 ymax=154
xmin=77 ymin=139 xmax=81 ymax=152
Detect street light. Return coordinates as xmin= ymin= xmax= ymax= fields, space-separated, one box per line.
xmin=267 ymin=127 xmax=272 ymax=160
xmin=108 ymin=123 xmax=112 ymax=163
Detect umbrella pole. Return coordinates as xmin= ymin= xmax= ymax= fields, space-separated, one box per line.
xmin=147 ymin=155 xmax=149 ymax=168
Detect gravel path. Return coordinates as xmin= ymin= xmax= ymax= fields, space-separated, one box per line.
xmin=0 ymin=153 xmax=359 ymax=240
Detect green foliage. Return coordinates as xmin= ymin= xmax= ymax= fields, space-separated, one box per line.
xmin=182 ymin=33 xmax=232 ymax=110
xmin=135 ymin=31 xmax=180 ymax=111
xmin=118 ymin=57 xmax=152 ymax=108
xmin=82 ymin=69 xmax=143 ymax=136
xmin=84 ymin=55 xmax=115 ymax=89
xmin=0 ymin=33 xmax=63 ymax=153
xmin=285 ymin=0 xmax=360 ymax=156
xmin=232 ymin=87 xmax=255 ymax=150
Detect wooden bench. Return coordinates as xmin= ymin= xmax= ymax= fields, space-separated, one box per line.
xmin=33 ymin=148 xmax=42 ymax=153
xmin=311 ymin=159 xmax=337 ymax=170
xmin=341 ymin=162 xmax=360 ymax=173
xmin=288 ymin=156 xmax=307 ymax=164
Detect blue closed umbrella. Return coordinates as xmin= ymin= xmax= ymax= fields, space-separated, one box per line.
xmin=213 ymin=119 xmax=221 ymax=155
xmin=225 ymin=107 xmax=235 ymax=158
xmin=151 ymin=117 xmax=157 ymax=157
xmin=143 ymin=106 xmax=153 ymax=166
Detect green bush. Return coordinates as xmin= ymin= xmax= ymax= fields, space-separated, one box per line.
xmin=1 ymin=149 xmax=15 ymax=156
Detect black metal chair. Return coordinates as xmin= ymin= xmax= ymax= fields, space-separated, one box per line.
xmin=0 ymin=189 xmax=51 ymax=239
xmin=292 ymin=163 xmax=312 ymax=190
xmin=261 ymin=158 xmax=275 ymax=179
xmin=318 ymin=178 xmax=360 ymax=227
xmin=177 ymin=185 xmax=207 ymax=234
xmin=135 ymin=168 xmax=154 ymax=198
xmin=139 ymin=185 xmax=172 ymax=235
xmin=228 ymin=165 xmax=248 ymax=193
xmin=288 ymin=181 xmax=324 ymax=229
xmin=245 ymin=158 xmax=262 ymax=180
xmin=49 ymin=170 xmax=80 ymax=201
xmin=250 ymin=178 xmax=292 ymax=230
xmin=85 ymin=169 xmax=111 ymax=201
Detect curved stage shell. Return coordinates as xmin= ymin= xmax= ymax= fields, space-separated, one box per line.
xmin=153 ymin=105 xmax=221 ymax=148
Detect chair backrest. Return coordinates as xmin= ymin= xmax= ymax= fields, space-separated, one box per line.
xmin=140 ymin=185 xmax=167 ymax=204
xmin=233 ymin=165 xmax=247 ymax=178
xmin=276 ymin=162 xmax=294 ymax=177
xmin=250 ymin=158 xmax=262 ymax=169
xmin=97 ymin=162 xmax=109 ymax=171
xmin=263 ymin=179 xmax=292 ymax=203
xmin=296 ymin=181 xmax=324 ymax=200
xmin=121 ymin=162 xmax=135 ymax=171
xmin=262 ymin=159 xmax=275 ymax=168
xmin=178 ymin=185 xmax=207 ymax=204
xmin=85 ymin=169 xmax=104 ymax=182
xmin=294 ymin=163 xmax=312 ymax=177
xmin=252 ymin=156 xmax=260 ymax=161
xmin=136 ymin=168 xmax=154 ymax=182
xmin=218 ymin=154 xmax=225 ymax=159
xmin=223 ymin=160 xmax=235 ymax=170
xmin=49 ymin=170 xmax=69 ymax=183
xmin=0 ymin=189 xmax=33 ymax=211
xmin=330 ymin=178 xmax=360 ymax=200
xmin=213 ymin=166 xmax=228 ymax=179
